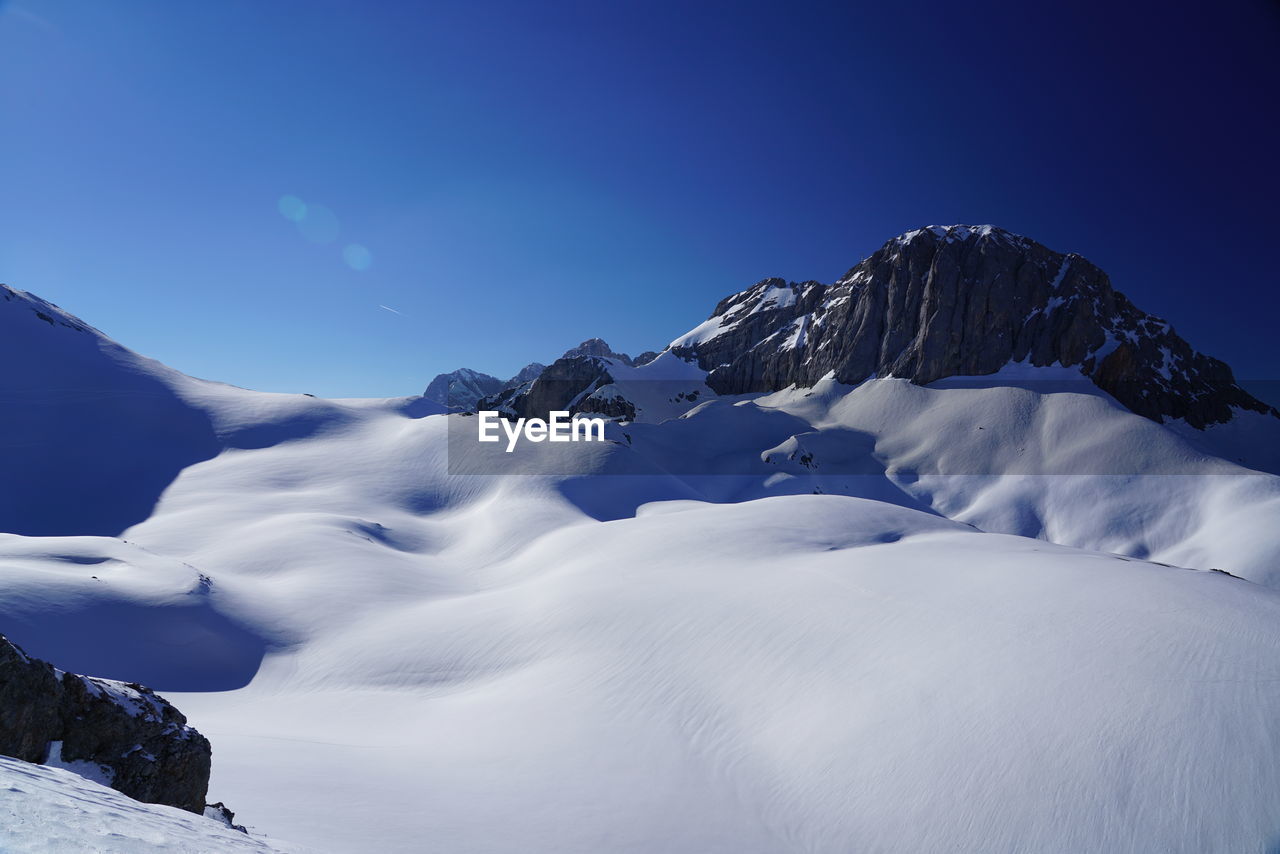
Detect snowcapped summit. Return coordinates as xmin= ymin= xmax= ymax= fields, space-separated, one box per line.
xmin=557 ymin=338 xmax=661 ymax=368
xmin=669 ymin=226 xmax=1276 ymax=428
xmin=422 ymin=368 xmax=506 ymax=409
xmin=508 ymin=361 xmax=548 ymax=385
xmin=427 ymin=340 xmax=661 ymax=413
xmin=423 ymin=363 xmax=549 ymax=410
xmin=892 ymin=223 xmax=1035 ymax=248
xmin=561 ymin=337 xmax=632 ymax=363
xmin=560 ymin=338 xmax=659 ymax=367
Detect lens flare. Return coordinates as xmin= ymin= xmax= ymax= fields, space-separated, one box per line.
xmin=343 ymin=244 xmax=373 ymax=271
xmin=277 ymin=195 xmax=307 ymax=222
xmin=296 ymin=204 xmax=340 ymax=244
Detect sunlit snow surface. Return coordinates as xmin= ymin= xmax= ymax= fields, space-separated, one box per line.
xmin=0 ymin=757 xmax=308 ymax=853
xmin=6 ymin=284 xmax=1280 ymax=851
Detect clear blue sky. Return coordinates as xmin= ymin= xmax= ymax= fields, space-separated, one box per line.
xmin=1 ymin=0 xmax=1277 ymax=398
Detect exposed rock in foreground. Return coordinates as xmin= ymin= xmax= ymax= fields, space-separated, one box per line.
xmin=0 ymin=634 xmax=211 ymax=813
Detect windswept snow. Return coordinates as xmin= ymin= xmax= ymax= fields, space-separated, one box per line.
xmin=167 ymin=496 xmax=1280 ymax=853
xmin=4 ymin=367 xmax=1268 ymax=852
xmin=0 ymin=756 xmax=307 ymax=853
xmin=43 ymin=742 xmax=114 ymax=788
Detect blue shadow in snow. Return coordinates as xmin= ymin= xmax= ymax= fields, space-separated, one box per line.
xmin=2 ymin=599 xmax=267 ymax=692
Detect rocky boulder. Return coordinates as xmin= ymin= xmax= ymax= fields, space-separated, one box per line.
xmin=0 ymin=634 xmax=211 ymax=813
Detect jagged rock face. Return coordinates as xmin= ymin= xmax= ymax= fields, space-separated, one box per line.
xmin=429 ymin=343 xmax=649 ymax=415
xmin=671 ymin=225 xmax=1275 ymax=429
xmin=0 ymin=635 xmax=211 ymax=813
xmin=470 ymin=340 xmax=648 ymax=420
xmin=205 ymin=801 xmax=248 ymax=833
xmin=563 ymin=338 xmax=635 ymax=366
xmin=508 ymin=362 xmax=547 ymax=385
xmin=477 ymin=355 xmax=635 ymax=421
xmin=631 ymin=350 xmax=661 ymax=367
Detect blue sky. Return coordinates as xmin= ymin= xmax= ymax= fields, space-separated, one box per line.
xmin=1 ymin=0 xmax=1277 ymax=398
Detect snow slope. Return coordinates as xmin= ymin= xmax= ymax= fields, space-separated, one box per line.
xmin=49 ymin=381 xmax=1280 ymax=851
xmin=169 ymin=497 xmax=1280 ymax=852
xmin=5 ymin=286 xmax=1280 ymax=851
xmin=480 ymin=354 xmax=1280 ymax=585
xmin=0 ymin=755 xmax=308 ymax=853
xmin=0 ymin=283 xmax=445 ymax=537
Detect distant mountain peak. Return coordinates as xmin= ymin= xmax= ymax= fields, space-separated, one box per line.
xmin=423 ymin=362 xmax=551 ymax=410
xmin=562 ymin=338 xmax=634 ymax=365
xmin=422 ymin=369 xmax=505 ymax=410
xmin=426 ymin=225 xmax=1272 ymax=428
xmin=509 ymin=362 xmax=548 ymax=385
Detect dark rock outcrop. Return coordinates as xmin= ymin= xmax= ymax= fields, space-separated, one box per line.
xmin=205 ymin=801 xmax=248 ymax=833
xmin=0 ymin=634 xmax=211 ymax=813
xmin=670 ymin=225 xmax=1276 ymax=429
xmin=631 ymin=350 xmax=661 ymax=367
xmin=478 ymin=355 xmax=635 ymax=421
xmin=562 ymin=338 xmax=635 ymax=365
xmin=467 ymin=339 xmax=648 ymax=420
xmin=428 ymin=341 xmax=651 ymax=415
xmin=508 ymin=361 xmax=548 ymax=385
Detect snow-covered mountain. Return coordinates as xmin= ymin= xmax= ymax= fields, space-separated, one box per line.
xmin=677 ymin=225 xmax=1276 ymax=429
xmin=479 ymin=226 xmax=1277 ymax=447
xmin=429 ymin=340 xmax=644 ymax=417
xmin=422 ymin=367 xmax=508 ymax=410
xmin=561 ymin=337 xmax=659 ymax=367
xmin=428 ymin=340 xmax=664 ymax=414
xmin=3 ymin=227 xmax=1280 ymax=852
xmin=632 ymin=226 xmax=1269 ymax=430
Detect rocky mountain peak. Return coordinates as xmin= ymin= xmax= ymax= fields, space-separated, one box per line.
xmin=562 ymin=338 xmax=634 ymax=365
xmin=509 ymin=362 xmax=548 ymax=385
xmin=423 ymin=368 xmax=506 ymax=410
xmin=432 ymin=340 xmax=658 ymax=413
xmin=424 ymin=362 xmax=549 ymax=410
xmin=671 ymin=225 xmax=1274 ymax=429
